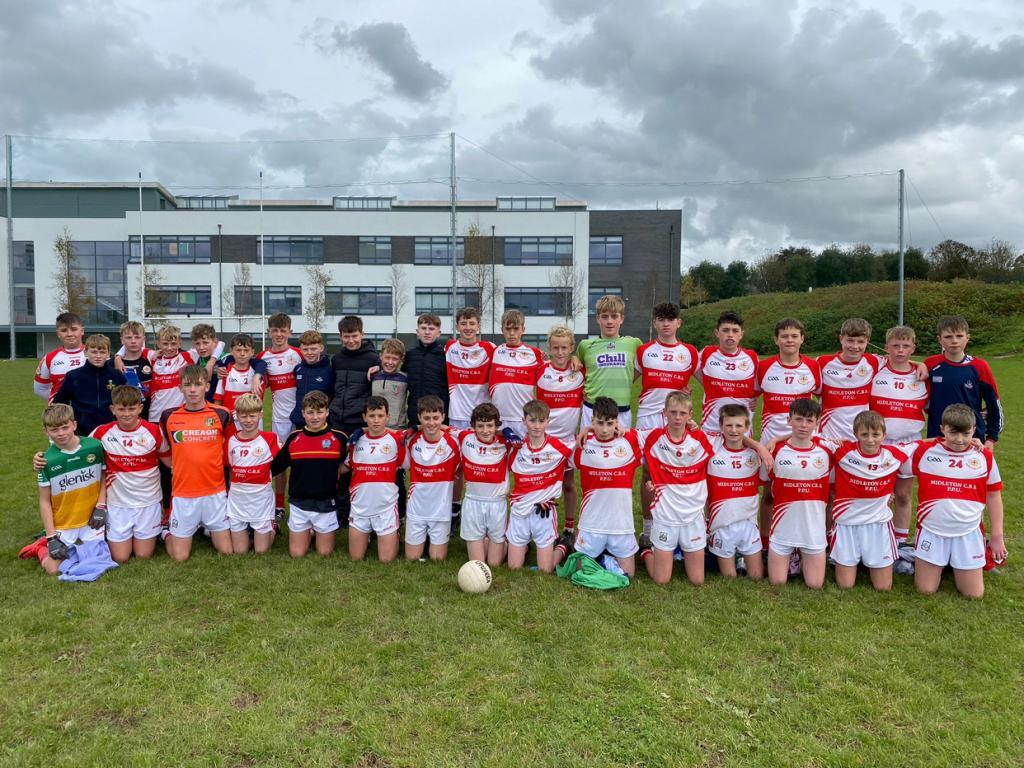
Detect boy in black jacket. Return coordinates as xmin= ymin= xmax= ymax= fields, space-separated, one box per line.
xmin=291 ymin=330 xmax=335 ymax=429
xmin=52 ymin=334 xmax=127 ymax=436
xmin=404 ymin=313 xmax=449 ymax=428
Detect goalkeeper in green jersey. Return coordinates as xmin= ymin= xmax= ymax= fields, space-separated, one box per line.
xmin=573 ymin=294 xmax=643 ymax=430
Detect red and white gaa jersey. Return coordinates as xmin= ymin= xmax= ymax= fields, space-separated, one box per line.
xmin=574 ymin=432 xmax=642 ymax=534
xmin=755 ymin=356 xmax=821 ymax=443
xmin=445 ymin=339 xmax=495 ymax=421
xmin=763 ymin=439 xmax=833 ymax=548
xmin=215 ymin=364 xmax=266 ymax=414
xmin=909 ymin=439 xmax=1001 ymax=537
xmin=636 ymin=341 xmax=699 ymax=421
xmin=831 ymin=441 xmax=907 ymax=526
xmin=347 ymin=430 xmax=406 ymax=517
xmin=640 ymin=427 xmax=714 ymax=526
xmin=697 ymin=346 xmax=758 ymax=434
xmin=90 ymin=421 xmax=163 ymax=508
xmin=34 ymin=346 xmax=86 ymax=402
xmin=508 ymin=436 xmax=571 ymax=518
xmin=706 ymin=437 xmax=763 ymax=532
xmin=456 ymin=430 xmax=511 ymax=500
xmin=816 ymin=352 xmax=881 ymax=441
xmin=148 ymin=350 xmax=200 ymax=423
xmin=257 ymin=346 xmax=302 ymax=423
xmin=405 ymin=431 xmax=460 ymax=521
xmin=226 ymin=431 xmax=279 ymax=518
xmin=488 ymin=343 xmax=543 ymax=425
xmin=535 ymin=363 xmax=583 ymax=445
xmin=870 ymin=363 xmax=928 ymax=442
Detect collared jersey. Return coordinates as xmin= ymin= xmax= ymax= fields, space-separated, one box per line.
xmin=640 ymin=426 xmax=715 ymax=526
xmin=762 ymin=438 xmax=834 ymax=548
xmin=925 ymin=354 xmax=1003 ymax=442
xmin=488 ymin=343 xmax=543 ymax=425
xmin=347 ymin=430 xmax=406 ymax=518
xmin=405 ymin=431 xmax=461 ymax=521
xmin=445 ymin=339 xmax=495 ymax=421
xmin=257 ymin=346 xmax=302 ymax=423
xmin=90 ymin=421 xmax=163 ymax=508
xmin=576 ymin=335 xmax=643 ymax=408
xmin=148 ymin=350 xmax=201 ymax=423
xmin=456 ymin=430 xmax=511 ymax=500
xmin=831 ymin=441 xmax=907 ymax=526
xmin=696 ymin=346 xmax=758 ymax=434
xmin=706 ymin=437 xmax=763 ymax=532
xmin=535 ymin=363 xmax=583 ymax=445
xmin=37 ymin=437 xmax=104 ymax=530
xmin=816 ymin=352 xmax=881 ymax=441
xmin=908 ymin=439 xmax=1001 ymax=537
xmin=508 ymin=436 xmax=571 ymax=517
xmin=636 ymin=340 xmax=699 ymax=421
xmin=215 ymin=363 xmax=266 ymax=413
xmin=574 ymin=432 xmax=642 ymax=534
xmin=870 ymin=363 xmax=929 ymax=442
xmin=755 ymin=355 xmax=821 ymax=443
xmin=226 ymin=431 xmax=279 ymax=519
xmin=159 ymin=403 xmax=231 ymax=498
xmin=34 ymin=346 xmax=86 ymax=402
xmin=271 ymin=427 xmax=347 ymax=502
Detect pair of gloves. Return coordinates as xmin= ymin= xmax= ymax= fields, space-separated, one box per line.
xmin=46 ymin=505 xmax=107 ymax=560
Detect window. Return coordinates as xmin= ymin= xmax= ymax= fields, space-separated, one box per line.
xmin=504 ymin=288 xmax=571 ymax=317
xmin=69 ymin=241 xmax=129 ymax=325
xmin=14 ymin=286 xmax=34 ymax=324
xmin=12 ymin=241 xmax=34 ymax=283
xmin=497 ymin=196 xmax=556 ymax=211
xmin=333 ymin=196 xmax=394 ymax=210
xmin=325 ymin=287 xmax=392 ymax=316
xmin=129 ymin=236 xmax=211 ymax=264
xmin=520 ymin=334 xmax=549 ymax=348
xmin=152 ymin=285 xmax=212 ymax=315
xmin=177 ymin=196 xmax=234 ymax=209
xmin=235 ymin=286 xmax=302 ymax=315
xmin=415 ymin=287 xmax=481 ymax=315
xmin=414 ymin=237 xmax=465 ymax=266
xmin=589 ymin=236 xmax=623 ymax=266
xmin=589 ymin=286 xmax=624 ymax=315
xmin=261 ymin=236 xmax=324 ymax=265
xmin=359 ymin=237 xmax=392 ymax=265
xmin=504 ymin=236 xmax=573 ymax=266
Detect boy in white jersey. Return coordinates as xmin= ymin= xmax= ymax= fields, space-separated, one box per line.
xmin=908 ymin=404 xmax=1006 ymax=598
xmin=445 ymin=307 xmax=495 ymax=430
xmin=488 ymin=309 xmax=543 ymax=439
xmin=815 ymin=318 xmax=881 ymax=442
xmin=145 ymin=325 xmax=200 ymax=424
xmin=34 ymin=312 xmax=86 ymax=403
xmin=215 ymin=333 xmax=266 ymax=430
xmin=695 ymin=311 xmax=759 ymax=436
xmin=257 ymin=313 xmax=302 ymax=516
xmin=458 ymin=403 xmax=512 ymax=567
xmin=225 ymin=394 xmax=280 ymax=554
xmin=404 ymin=396 xmax=460 ymax=562
xmin=829 ymin=410 xmax=907 ymax=591
xmin=507 ymin=400 xmax=572 ymax=573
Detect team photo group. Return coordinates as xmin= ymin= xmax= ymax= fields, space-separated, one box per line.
xmin=29 ymin=293 xmax=1007 ymax=597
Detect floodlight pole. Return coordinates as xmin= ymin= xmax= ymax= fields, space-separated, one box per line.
xmin=139 ymin=172 xmax=146 ymax=322
xmin=6 ymin=134 xmax=14 ymax=360
xmin=449 ymin=132 xmax=458 ymax=336
xmin=898 ymin=168 xmax=905 ymax=325
xmin=259 ymin=170 xmax=266 ymax=349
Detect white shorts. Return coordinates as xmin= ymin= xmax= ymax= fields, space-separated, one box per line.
xmin=651 ymin=518 xmax=706 ymax=553
xmin=350 ymin=509 xmax=400 ymax=537
xmin=405 ymin=517 xmax=451 ymax=546
xmin=575 ymin=529 xmax=639 ymax=559
xmin=506 ymin=512 xmax=558 ymax=549
xmin=503 ymin=421 xmax=527 ymax=439
xmin=288 ymin=502 xmax=340 ymax=535
xmin=450 ymin=419 xmax=471 ymax=430
xmin=106 ymin=502 xmax=163 ymax=543
xmin=709 ymin=519 xmax=762 ymax=558
xmin=580 ymin=403 xmax=632 ymax=430
xmin=227 ymin=492 xmax=274 ymax=529
xmin=635 ymin=413 xmax=664 ymax=431
xmin=916 ymin=526 xmax=986 ymax=570
xmin=229 ymin=517 xmax=274 ymax=534
xmin=460 ymin=497 xmax=508 ymax=543
xmin=769 ymin=541 xmax=826 ymax=557
xmin=54 ymin=525 xmax=105 ymax=546
xmin=272 ymin=419 xmax=294 ymax=445
xmin=170 ymin=492 xmax=229 ymax=538
xmin=830 ymin=521 xmax=897 ymax=569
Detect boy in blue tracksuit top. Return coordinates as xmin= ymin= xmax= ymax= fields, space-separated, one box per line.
xmin=290 ymin=330 xmax=335 ymax=429
xmin=52 ymin=334 xmax=127 ymax=436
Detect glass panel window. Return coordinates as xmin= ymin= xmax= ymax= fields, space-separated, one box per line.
xmin=325 ymin=287 xmax=392 ymax=316
xmin=589 ymin=236 xmax=623 ymax=266
xmin=333 ymin=197 xmax=394 ymax=210
xmin=14 ymin=286 xmax=34 ymax=324
xmin=414 ymin=237 xmax=465 ymax=266
xmin=503 ymin=237 xmax=573 ymax=266
xmin=178 ymin=196 xmax=234 ymax=209
xmin=359 ymin=237 xmax=392 ymax=265
xmin=496 ymin=196 xmax=556 ymax=211
xmin=414 ymin=287 xmax=480 ymax=315
xmin=12 ymin=241 xmax=34 ymax=283
xmin=260 ymin=236 xmax=324 ymax=265
xmin=504 ymin=287 xmax=572 ymax=316
xmin=153 ymin=285 xmax=213 ymax=315
xmin=129 ymin=236 xmax=212 ymax=264
xmin=234 ymin=286 xmax=302 ymax=316
xmin=588 ymin=286 xmax=624 ymax=315
xmin=68 ymin=241 xmax=129 ymax=325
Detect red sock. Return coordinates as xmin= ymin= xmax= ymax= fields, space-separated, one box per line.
xmin=275 ymin=492 xmax=285 ymax=508
xmin=893 ymin=527 xmax=909 ymax=544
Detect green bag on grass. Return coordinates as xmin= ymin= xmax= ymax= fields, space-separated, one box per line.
xmin=555 ymin=552 xmax=630 ymax=590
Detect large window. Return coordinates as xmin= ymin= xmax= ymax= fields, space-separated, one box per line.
xmin=129 ymin=236 xmax=211 ymax=264
xmin=178 ymin=196 xmax=234 ymax=209
xmin=13 ymin=241 xmax=34 ymax=324
xmin=504 ymin=287 xmax=571 ymax=316
xmin=496 ymin=196 xmax=556 ymax=211
xmin=359 ymin=237 xmax=392 ymax=265
xmin=261 ymin=236 xmax=323 ymax=265
xmin=70 ymin=241 xmax=129 ymax=325
xmin=504 ymin=236 xmax=573 ymax=266
xmin=325 ymin=287 xmax=392 ymax=316
xmin=589 ymin=286 xmax=624 ymax=315
xmin=235 ymin=286 xmax=302 ymax=315
xmin=415 ymin=287 xmax=481 ymax=315
xmin=333 ymin=197 xmax=393 ymax=210
xmin=414 ymin=237 xmax=465 ymax=266
xmin=589 ymin=236 xmax=623 ymax=266
xmin=14 ymin=286 xmax=35 ymax=324
xmin=152 ymin=285 xmax=212 ymax=315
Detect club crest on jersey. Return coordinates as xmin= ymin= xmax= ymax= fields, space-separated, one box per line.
xmin=142 ymin=365 xmax=151 ymax=374
xmin=856 ymin=365 xmax=868 ymax=377
xmin=614 ymin=446 xmax=627 ymax=458
xmin=469 ymin=349 xmax=482 ymax=359
xmin=86 ymin=454 xmax=97 ymax=463
xmin=321 ymin=439 xmax=332 ymax=449
xmin=813 ymin=456 xmax=826 ymax=469
xmin=106 ymin=381 xmax=116 ymax=390
xmin=381 ymin=445 xmax=392 ymax=454
xmin=967 ymin=455 xmax=983 ymax=470
xmin=798 ymin=374 xmax=810 ymax=385
xmin=205 ymin=417 xmax=217 ymax=427
xmin=965 ymin=381 xmax=974 ymax=389
xmin=745 ymin=455 xmax=758 ymax=468
xmin=738 ymin=359 xmax=751 ymax=371
xmin=909 ymin=381 xmax=921 ymax=391
xmin=686 ymin=446 xmax=698 ymax=457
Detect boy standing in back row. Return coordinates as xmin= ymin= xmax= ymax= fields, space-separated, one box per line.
xmin=574 ymin=294 xmax=642 ymax=429
xmin=34 ymin=312 xmax=86 ymax=403
xmin=257 ymin=313 xmax=302 ymax=515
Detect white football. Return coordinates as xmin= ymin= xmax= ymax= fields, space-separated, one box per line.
xmin=457 ymin=560 xmax=492 ymax=594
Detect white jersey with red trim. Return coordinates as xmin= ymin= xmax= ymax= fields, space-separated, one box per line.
xmin=405 ymin=431 xmax=460 ymax=521
xmin=226 ymin=431 xmax=279 ymax=518
xmin=488 ymin=343 xmax=543 ymax=426
xmin=457 ymin=430 xmax=511 ymax=500
xmin=755 ymin=356 xmax=821 ymax=443
xmin=574 ymin=432 xmax=642 ymax=534
xmin=909 ymin=439 xmax=1001 ymax=537
xmin=347 ymin=430 xmax=406 ymax=518
xmin=762 ymin=439 xmax=833 ymax=548
xmin=445 ymin=339 xmax=495 ymax=422
xmin=215 ymin=364 xmax=266 ymax=413
xmin=34 ymin=346 xmax=86 ymax=402
xmin=697 ymin=346 xmax=758 ymax=434
xmin=535 ymin=363 xmax=583 ymax=444
xmin=148 ymin=350 xmax=200 ymax=423
xmin=816 ymin=352 xmax=881 ymax=441
xmin=636 ymin=341 xmax=699 ymax=421
xmin=508 ymin=436 xmax=571 ymax=518
xmin=257 ymin=346 xmax=302 ymax=423
xmin=870 ymin=363 xmax=928 ymax=442
xmin=706 ymin=436 xmax=763 ymax=532
xmin=831 ymin=441 xmax=906 ymax=526
xmin=640 ymin=427 xmax=714 ymax=526
xmin=90 ymin=421 xmax=163 ymax=508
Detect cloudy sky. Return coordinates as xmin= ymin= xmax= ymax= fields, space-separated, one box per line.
xmin=3 ymin=0 xmax=1023 ymax=268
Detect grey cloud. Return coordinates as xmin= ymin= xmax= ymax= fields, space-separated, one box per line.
xmin=934 ymin=34 xmax=1024 ymax=81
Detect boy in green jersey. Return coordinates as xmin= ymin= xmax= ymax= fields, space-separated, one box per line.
xmin=573 ymin=294 xmax=643 ymax=429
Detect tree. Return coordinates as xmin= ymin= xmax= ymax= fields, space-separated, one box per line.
xmin=548 ymin=262 xmax=587 ymax=325
xmin=388 ymin=263 xmax=409 ymax=336
xmin=722 ymin=260 xmax=752 ymax=298
xmin=222 ymin=263 xmax=252 ymax=333
xmin=779 ymin=247 xmax=816 ymax=293
xmin=977 ymin=239 xmax=1024 ymax=283
xmin=304 ymin=264 xmax=331 ymax=332
xmin=52 ymin=227 xmax=94 ymax=317
xmin=750 ymin=250 xmax=789 ymax=293
xmin=881 ymin=247 xmax=928 ymax=281
xmin=135 ymin=264 xmax=169 ymax=335
xmin=928 ymin=240 xmax=978 ymax=282
xmin=679 ymin=274 xmax=708 ymax=307
xmin=459 ymin=221 xmax=501 ymax=330
xmin=689 ymin=261 xmax=728 ymax=302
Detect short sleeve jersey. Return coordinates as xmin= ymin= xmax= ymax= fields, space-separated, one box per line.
xmin=636 ymin=340 xmax=699 ymax=421
xmin=456 ymin=429 xmax=511 ymax=500
xmin=762 ymin=439 xmax=833 ymax=549
xmin=256 ymin=347 xmax=302 ymax=423
xmin=831 ymin=441 xmax=907 ymax=526
xmin=226 ymin=431 xmax=279 ymax=497
xmin=755 ymin=356 xmax=822 ymax=443
xmin=816 ymin=353 xmax=881 ymax=441
xmin=696 ymin=346 xmax=758 ymax=434
xmin=488 ymin=344 xmax=543 ymax=425
xmin=909 ymin=439 xmax=1002 ymax=537
xmin=405 ymin=431 xmax=461 ymax=521
xmin=574 ymin=432 xmax=642 ymax=535
xmin=215 ymin=364 xmax=266 ymax=414
xmin=535 ymin=363 xmax=584 ymax=445
xmin=508 ymin=436 xmax=572 ymax=517
xmin=90 ymin=421 xmax=163 ymax=508
xmin=347 ymin=430 xmax=406 ymax=518
xmin=640 ymin=427 xmax=715 ymax=526
xmin=576 ymin=336 xmax=643 ymax=408
xmin=445 ymin=339 xmax=495 ymax=422
xmin=706 ymin=436 xmax=763 ymax=532
xmin=35 ymin=347 xmax=86 ymax=402
xmin=160 ymin=403 xmax=231 ymax=498
xmin=148 ymin=350 xmax=200 ymax=423
xmin=37 ymin=437 xmax=105 ymax=530
xmin=870 ymin=363 xmax=928 ymax=443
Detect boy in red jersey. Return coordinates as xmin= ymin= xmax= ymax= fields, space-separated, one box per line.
xmin=215 ymin=333 xmax=266 ymax=430
xmin=225 ymin=393 xmax=280 ymax=554
xmin=694 ymin=311 xmax=758 ymax=436
xmin=456 ymin=403 xmax=512 ymax=567
xmin=257 ymin=313 xmax=302 ymax=516
xmin=404 ymin=396 xmax=460 ymax=562
xmin=816 ymin=318 xmax=882 ymax=442
xmin=445 ymin=307 xmax=495 ymax=430
xmin=147 ymin=325 xmax=201 ymax=424
xmin=34 ymin=312 xmax=86 ymax=403
xmin=488 ymin=309 xmax=543 ymax=439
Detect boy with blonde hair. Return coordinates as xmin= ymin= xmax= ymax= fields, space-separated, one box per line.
xmin=372 ymin=338 xmax=410 ymax=429
xmin=52 ymin=334 xmax=126 ymax=436
xmin=118 ymin=320 xmax=153 ymax=416
xmin=816 ymin=318 xmax=881 ymax=442
xmin=573 ymin=294 xmax=642 ymax=430
xmin=34 ymin=312 xmax=86 ymax=403
xmin=489 ymin=309 xmax=544 ymax=439
xmin=225 ymin=393 xmax=280 ymax=554
xmin=291 ymin=330 xmax=334 ymax=428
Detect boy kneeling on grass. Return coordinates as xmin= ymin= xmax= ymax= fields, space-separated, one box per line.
xmin=226 ymin=393 xmax=280 ymax=554
xmin=404 ymin=395 xmax=460 ymax=562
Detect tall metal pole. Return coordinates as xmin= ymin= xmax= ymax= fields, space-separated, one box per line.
xmin=259 ymin=170 xmax=266 ymax=348
xmin=490 ymin=224 xmax=496 ymax=338
xmin=217 ymin=223 xmax=223 ymax=336
xmin=897 ymin=168 xmax=905 ymax=325
xmin=139 ymin=172 xmax=146 ymax=322
xmin=6 ymin=135 xmax=15 ymax=360
xmin=449 ymin=132 xmax=457 ymax=336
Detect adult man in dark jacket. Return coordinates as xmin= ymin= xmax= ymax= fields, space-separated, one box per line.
xmin=403 ymin=313 xmax=449 ymax=428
